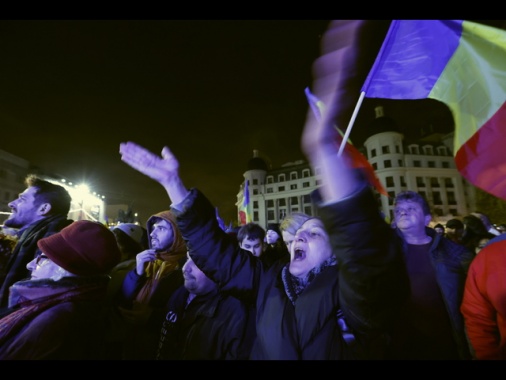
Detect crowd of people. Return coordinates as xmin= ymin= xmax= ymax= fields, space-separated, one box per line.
xmin=0 ymin=140 xmax=506 ymax=360
xmin=1 ymin=21 xmax=506 ymax=361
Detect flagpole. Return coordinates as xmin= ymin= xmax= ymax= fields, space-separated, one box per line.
xmin=338 ymin=91 xmax=366 ymax=156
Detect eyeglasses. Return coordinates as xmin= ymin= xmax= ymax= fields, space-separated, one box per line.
xmin=35 ymin=254 xmax=49 ymax=267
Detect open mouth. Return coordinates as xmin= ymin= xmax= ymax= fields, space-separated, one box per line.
xmin=293 ymin=247 xmax=306 ymax=261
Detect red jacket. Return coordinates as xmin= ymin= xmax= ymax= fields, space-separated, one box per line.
xmin=461 ymin=239 xmax=506 ymax=359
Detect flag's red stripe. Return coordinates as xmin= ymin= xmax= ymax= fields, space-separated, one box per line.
xmin=455 ymin=101 xmax=506 ymax=199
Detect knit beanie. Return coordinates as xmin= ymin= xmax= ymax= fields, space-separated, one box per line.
xmin=37 ymin=220 xmax=122 ymax=276
xmin=113 ymin=223 xmax=145 ymax=246
xmin=266 ymin=223 xmax=282 ymax=238
xmin=446 ymin=219 xmax=464 ymax=230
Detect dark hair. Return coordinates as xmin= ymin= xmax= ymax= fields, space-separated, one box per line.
xmin=25 ymin=174 xmax=72 ymax=216
xmin=434 ymin=223 xmax=445 ymax=230
xmin=463 ymin=214 xmax=489 ymax=237
xmin=393 ymin=190 xmax=431 ymax=216
xmin=237 ymin=223 xmax=265 ymax=244
xmin=446 ymin=218 xmax=464 ymax=230
xmin=462 ymin=214 xmax=494 ymax=251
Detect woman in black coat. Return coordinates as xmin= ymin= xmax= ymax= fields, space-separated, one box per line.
xmin=119 ymin=129 xmax=409 ymax=360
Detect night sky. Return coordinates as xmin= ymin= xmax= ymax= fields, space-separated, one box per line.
xmin=1 ymin=20 xmax=504 ymax=226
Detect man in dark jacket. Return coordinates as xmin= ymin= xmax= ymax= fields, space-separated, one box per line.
xmin=386 ymin=190 xmax=474 ymax=360
xmin=0 ymin=174 xmax=72 ymax=308
xmin=156 ymin=251 xmax=255 ymax=360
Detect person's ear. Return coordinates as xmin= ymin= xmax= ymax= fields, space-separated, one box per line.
xmin=38 ymin=202 xmax=52 ymax=216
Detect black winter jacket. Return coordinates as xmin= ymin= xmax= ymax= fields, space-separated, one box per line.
xmin=156 ymin=286 xmax=255 ymax=360
xmin=172 ymin=187 xmax=409 ymax=360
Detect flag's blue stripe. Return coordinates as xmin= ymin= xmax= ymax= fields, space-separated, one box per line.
xmin=362 ymin=20 xmax=464 ymax=99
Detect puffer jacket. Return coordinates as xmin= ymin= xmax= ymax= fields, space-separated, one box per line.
xmin=461 ymin=238 xmax=506 ymax=359
xmin=172 ymin=187 xmax=409 ymax=360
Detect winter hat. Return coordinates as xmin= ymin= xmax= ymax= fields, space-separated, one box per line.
xmin=445 ymin=219 xmax=464 ymax=230
xmin=266 ymin=223 xmax=282 ymax=238
xmin=113 ymin=223 xmax=145 ymax=246
xmin=471 ymin=212 xmax=501 ymax=236
xmin=37 ymin=220 xmax=122 ymax=276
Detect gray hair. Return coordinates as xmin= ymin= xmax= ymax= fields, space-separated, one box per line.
xmin=280 ymin=212 xmax=314 ymax=235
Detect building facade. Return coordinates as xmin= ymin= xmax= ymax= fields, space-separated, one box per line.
xmin=0 ymin=149 xmax=30 ymax=224
xmin=237 ymin=107 xmax=476 ymax=228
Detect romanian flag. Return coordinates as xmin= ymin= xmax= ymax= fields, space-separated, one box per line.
xmin=238 ymin=179 xmax=252 ymax=225
xmin=362 ymin=20 xmax=506 ymax=200
xmin=305 ymin=87 xmax=388 ymax=197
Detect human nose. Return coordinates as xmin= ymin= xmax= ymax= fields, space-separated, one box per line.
xmin=26 ymin=258 xmax=36 ymax=271
xmin=295 ymin=230 xmax=307 ymax=242
xmin=182 ymin=258 xmax=193 ymax=272
xmin=395 ymin=208 xmax=408 ymax=216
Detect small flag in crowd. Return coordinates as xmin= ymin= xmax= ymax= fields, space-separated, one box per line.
xmin=238 ymin=179 xmax=252 ymax=225
xmin=304 ymin=87 xmax=388 ymax=197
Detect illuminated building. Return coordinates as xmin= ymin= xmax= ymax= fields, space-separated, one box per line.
xmin=237 ymin=106 xmax=476 ymax=227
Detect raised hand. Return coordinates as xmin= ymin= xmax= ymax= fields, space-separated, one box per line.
xmin=119 ymin=142 xmax=179 ymax=186
xmin=119 ymin=141 xmax=189 ymax=205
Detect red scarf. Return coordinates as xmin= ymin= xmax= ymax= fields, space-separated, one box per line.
xmin=0 ymin=276 xmax=108 ymax=347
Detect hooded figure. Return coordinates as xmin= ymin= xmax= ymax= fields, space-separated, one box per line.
xmin=134 ymin=210 xmax=187 ymax=305
xmin=116 ymin=210 xmax=187 ymax=360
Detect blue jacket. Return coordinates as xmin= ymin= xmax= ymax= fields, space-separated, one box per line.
xmin=172 ymin=187 xmax=409 ymax=360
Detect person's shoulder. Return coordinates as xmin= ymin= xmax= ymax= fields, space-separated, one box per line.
xmin=473 ymin=238 xmax=506 ymax=264
xmin=485 ymin=233 xmax=506 ymax=247
xmin=439 ymin=235 xmax=469 ymax=251
xmin=438 ymin=236 xmax=474 ymax=259
xmin=39 ymin=216 xmax=73 ymax=236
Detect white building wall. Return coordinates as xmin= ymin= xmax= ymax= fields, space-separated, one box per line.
xmin=238 ymin=130 xmax=477 ymax=228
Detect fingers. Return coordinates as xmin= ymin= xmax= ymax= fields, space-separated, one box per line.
xmin=137 ymin=249 xmax=157 ymax=261
xmin=161 ymin=146 xmax=172 ymax=158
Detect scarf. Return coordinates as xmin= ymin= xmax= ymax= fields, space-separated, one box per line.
xmin=282 ymin=255 xmax=338 ymax=305
xmin=134 ymin=252 xmax=185 ymax=305
xmin=0 ymin=276 xmax=109 ymax=347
